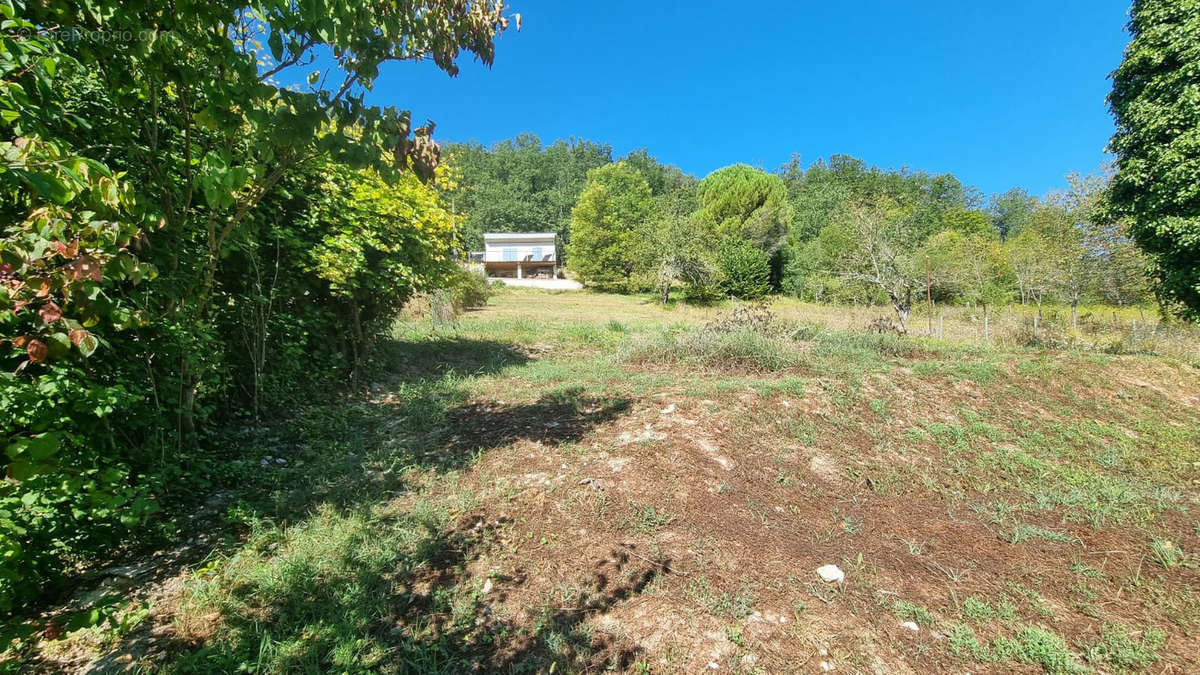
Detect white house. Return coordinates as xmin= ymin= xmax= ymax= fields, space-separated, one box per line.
xmin=481 ymin=232 xmax=557 ymax=279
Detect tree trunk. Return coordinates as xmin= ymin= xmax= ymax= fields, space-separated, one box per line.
xmin=893 ymin=301 xmax=910 ymax=333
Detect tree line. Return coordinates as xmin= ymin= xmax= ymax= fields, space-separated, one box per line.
xmin=445 ymin=142 xmax=1151 ymax=328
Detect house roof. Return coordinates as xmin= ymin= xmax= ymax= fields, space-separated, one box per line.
xmin=482 ymin=232 xmax=556 ymax=242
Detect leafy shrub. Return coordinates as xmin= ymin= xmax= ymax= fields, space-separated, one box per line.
xmin=0 ymin=366 xmax=157 ymax=613
xmin=446 ymin=267 xmax=493 ymax=311
xmin=682 ymin=279 xmax=724 ymax=305
xmin=714 ymin=239 xmax=771 ymax=300
xmin=621 ymin=306 xmax=804 ymax=371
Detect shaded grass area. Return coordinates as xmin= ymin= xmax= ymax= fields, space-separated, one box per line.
xmin=27 ymin=289 xmax=1200 ymax=673
xmin=44 ymin=330 xmax=645 ymax=673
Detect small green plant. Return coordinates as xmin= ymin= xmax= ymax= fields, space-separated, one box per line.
xmin=962 ymin=596 xmax=995 ymax=622
xmin=839 ymin=515 xmax=862 ymax=535
xmin=1069 ymin=558 xmax=1105 ymax=579
xmin=683 ymin=578 xmax=755 ymax=619
xmin=1149 ymin=538 xmax=1186 ymax=568
xmin=623 ymin=503 xmax=676 ymax=534
xmin=1083 ymin=623 xmax=1165 ymax=670
xmin=949 ymin=622 xmax=1085 ymax=673
xmin=995 ymin=594 xmax=1017 ymax=621
xmin=1011 ymin=625 xmax=1083 ymax=673
xmin=892 ymin=599 xmax=934 ymax=626
xmin=948 ymin=623 xmax=991 ymax=661
xmin=869 ymin=397 xmax=887 ymax=417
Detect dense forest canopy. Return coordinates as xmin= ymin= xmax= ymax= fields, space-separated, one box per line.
xmin=443 ymin=134 xmax=613 ymax=255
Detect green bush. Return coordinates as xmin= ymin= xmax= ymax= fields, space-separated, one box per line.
xmin=446 ymin=267 xmax=493 ymax=311
xmin=621 ymin=306 xmax=802 ymax=371
xmin=715 ymin=240 xmax=771 ymax=300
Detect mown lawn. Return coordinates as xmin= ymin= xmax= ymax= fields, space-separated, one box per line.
xmin=33 ymin=289 xmax=1200 ymax=673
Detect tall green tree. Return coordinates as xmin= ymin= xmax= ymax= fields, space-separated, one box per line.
xmin=1107 ymin=0 xmax=1200 ymax=319
xmin=926 ymin=228 xmax=1013 ymax=332
xmin=989 ymin=188 xmax=1038 ymax=240
xmin=641 ymin=212 xmax=713 ymax=304
xmin=695 ymin=164 xmax=792 ymax=254
xmin=567 ymin=162 xmax=653 ymax=291
xmin=620 ymin=149 xmax=694 ymax=198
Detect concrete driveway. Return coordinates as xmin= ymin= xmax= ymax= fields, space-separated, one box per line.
xmin=488 ymin=277 xmax=583 ymax=290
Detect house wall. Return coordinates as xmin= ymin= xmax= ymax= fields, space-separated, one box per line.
xmin=483 ymin=239 xmax=556 ymax=263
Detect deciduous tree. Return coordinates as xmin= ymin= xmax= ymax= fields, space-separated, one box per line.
xmin=1107 ymin=0 xmax=1200 ymax=318
xmin=567 ymin=163 xmax=653 ymax=291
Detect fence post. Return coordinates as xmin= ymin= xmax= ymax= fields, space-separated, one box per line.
xmin=939 ymin=314 xmax=944 ymax=340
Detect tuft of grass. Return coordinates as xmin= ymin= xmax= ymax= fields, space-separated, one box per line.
xmin=912 ymin=359 xmax=1002 ymax=384
xmin=869 ymin=397 xmax=888 ymax=418
xmin=621 ymin=325 xmax=803 ymax=372
xmin=1149 ymin=538 xmax=1187 ymax=569
xmin=949 ymin=622 xmax=1086 ymax=673
xmin=891 ymin=599 xmax=934 ymax=626
xmin=962 ymin=596 xmax=995 ymax=622
xmin=683 ymin=577 xmax=755 ymax=619
xmin=622 ymin=502 xmax=676 ymax=534
xmin=1083 ymin=623 xmax=1165 ymax=670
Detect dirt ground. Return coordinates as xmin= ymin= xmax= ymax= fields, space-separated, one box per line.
xmin=21 ymin=289 xmax=1200 ymax=673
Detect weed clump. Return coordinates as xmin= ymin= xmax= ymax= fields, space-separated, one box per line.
xmin=621 ymin=305 xmax=807 ymax=372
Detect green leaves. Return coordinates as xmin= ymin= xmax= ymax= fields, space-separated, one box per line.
xmin=268 ymin=30 xmax=284 ymax=61
xmin=5 ymin=433 xmax=59 ymax=482
xmin=568 ymin=162 xmax=654 ymax=291
xmin=5 ymin=433 xmax=59 ymax=463
xmin=696 ymin=164 xmax=792 ymax=255
xmin=1108 ymin=0 xmax=1200 ymax=318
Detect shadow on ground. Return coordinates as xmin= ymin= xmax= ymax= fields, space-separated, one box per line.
xmin=376 ymin=335 xmax=533 ymax=382
xmin=69 ymin=335 xmax=649 ymax=673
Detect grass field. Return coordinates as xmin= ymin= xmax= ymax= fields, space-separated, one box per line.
xmin=30 ymin=289 xmax=1200 ymax=673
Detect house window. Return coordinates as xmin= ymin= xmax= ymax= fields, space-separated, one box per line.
xmin=502 ymin=247 xmax=517 ymax=262
xmin=531 ymin=247 xmax=543 ymax=261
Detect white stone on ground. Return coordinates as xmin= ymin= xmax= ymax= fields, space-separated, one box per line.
xmin=816 ymin=564 xmax=845 ymax=583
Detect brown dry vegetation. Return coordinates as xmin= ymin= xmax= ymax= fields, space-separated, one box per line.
xmin=22 ymin=289 xmax=1200 ymax=673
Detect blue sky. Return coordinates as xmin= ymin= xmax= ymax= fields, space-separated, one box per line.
xmin=374 ymin=1 xmax=1131 ymax=198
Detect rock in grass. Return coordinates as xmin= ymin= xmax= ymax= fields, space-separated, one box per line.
xmin=816 ymin=564 xmax=844 ymax=583
xmin=901 ymin=621 xmax=919 ymax=632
